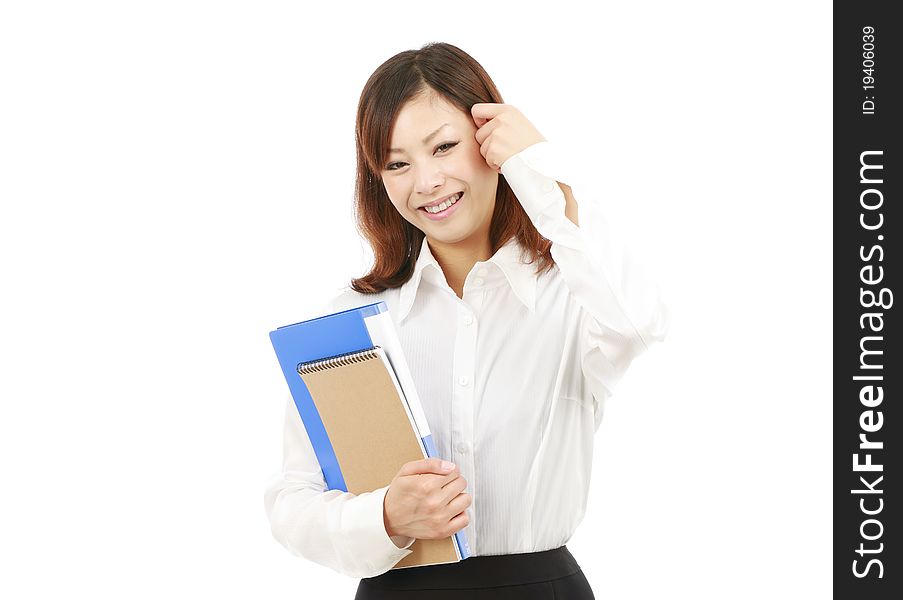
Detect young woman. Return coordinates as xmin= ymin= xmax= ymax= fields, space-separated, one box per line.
xmin=264 ymin=41 xmax=669 ymax=599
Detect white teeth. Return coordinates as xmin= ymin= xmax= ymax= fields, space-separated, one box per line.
xmin=424 ymin=192 xmax=462 ymax=214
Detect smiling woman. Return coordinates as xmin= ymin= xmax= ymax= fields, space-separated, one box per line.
xmin=350 ymin=43 xmax=558 ymax=300
xmin=350 ymin=43 xmax=603 ymax=599
xmin=263 ymin=40 xmax=669 ymax=600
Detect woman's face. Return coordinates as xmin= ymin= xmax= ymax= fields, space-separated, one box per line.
xmin=380 ymin=92 xmax=499 ymax=246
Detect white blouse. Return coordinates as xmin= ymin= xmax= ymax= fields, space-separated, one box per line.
xmin=263 ymin=140 xmax=670 ymax=579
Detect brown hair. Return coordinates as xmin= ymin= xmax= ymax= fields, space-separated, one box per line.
xmin=349 ymin=41 xmax=556 ymax=294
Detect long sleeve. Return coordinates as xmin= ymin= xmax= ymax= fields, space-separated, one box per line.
xmin=500 ymin=141 xmax=670 ymax=421
xmin=263 ymin=393 xmax=416 ymax=579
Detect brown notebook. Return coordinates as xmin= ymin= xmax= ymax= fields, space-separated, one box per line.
xmin=297 ymin=346 xmax=468 ymax=569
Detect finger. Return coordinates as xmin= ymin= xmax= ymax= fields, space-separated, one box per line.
xmin=440 ymin=473 xmax=466 ymax=495
xmin=478 ymin=137 xmax=490 ymax=161
xmin=471 ymin=102 xmax=506 ymax=128
xmin=480 ymin=139 xmax=501 ymax=173
xmin=440 ymin=476 xmax=467 ymax=506
xmin=471 ymin=102 xmax=506 ymax=120
xmin=440 ymin=464 xmax=461 ymax=484
xmin=400 ymin=457 xmax=455 ymax=476
xmin=445 ymin=492 xmax=471 ymax=517
xmin=478 ymin=139 xmax=500 ymax=170
xmin=473 ymin=116 xmax=502 ymax=145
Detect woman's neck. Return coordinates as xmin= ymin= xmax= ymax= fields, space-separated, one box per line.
xmin=426 ymin=234 xmax=492 ymax=300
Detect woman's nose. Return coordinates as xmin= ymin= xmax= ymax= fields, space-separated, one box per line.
xmin=413 ymin=164 xmax=445 ymax=195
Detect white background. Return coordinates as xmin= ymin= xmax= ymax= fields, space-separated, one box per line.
xmin=0 ymin=1 xmax=831 ymax=598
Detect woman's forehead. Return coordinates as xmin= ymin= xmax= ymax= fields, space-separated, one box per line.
xmin=390 ymin=97 xmax=471 ymax=145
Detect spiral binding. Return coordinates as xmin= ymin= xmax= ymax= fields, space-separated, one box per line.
xmin=297 ymin=345 xmax=382 ymax=375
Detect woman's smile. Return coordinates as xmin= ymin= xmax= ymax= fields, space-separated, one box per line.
xmin=420 ymin=191 xmax=464 ymax=220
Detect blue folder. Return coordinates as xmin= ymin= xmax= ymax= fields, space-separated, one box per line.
xmin=270 ymin=300 xmax=471 ymax=565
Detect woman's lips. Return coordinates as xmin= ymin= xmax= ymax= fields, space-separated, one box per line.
xmin=420 ymin=191 xmax=462 ymax=209
xmin=419 ymin=191 xmax=463 ymax=221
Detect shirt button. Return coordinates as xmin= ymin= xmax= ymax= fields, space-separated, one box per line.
xmin=456 ymin=442 xmax=469 ymax=454
xmin=463 ymin=314 xmax=474 ymax=326
xmin=458 ymin=375 xmax=469 ymax=386
xmin=473 ymin=277 xmax=484 ymax=286
xmin=543 ymin=180 xmax=556 ymax=193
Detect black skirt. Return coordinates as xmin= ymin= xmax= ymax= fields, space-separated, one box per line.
xmin=355 ymin=545 xmax=595 ymax=599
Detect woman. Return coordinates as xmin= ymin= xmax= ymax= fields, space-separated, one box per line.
xmin=263 ymin=41 xmax=669 ymax=599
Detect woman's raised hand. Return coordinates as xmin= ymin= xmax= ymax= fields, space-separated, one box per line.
xmin=471 ymin=103 xmax=546 ymax=172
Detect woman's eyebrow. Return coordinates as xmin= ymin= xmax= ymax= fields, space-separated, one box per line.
xmin=389 ymin=123 xmax=450 ymax=154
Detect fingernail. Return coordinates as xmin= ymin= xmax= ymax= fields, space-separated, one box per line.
xmin=441 ymin=461 xmax=454 ymax=471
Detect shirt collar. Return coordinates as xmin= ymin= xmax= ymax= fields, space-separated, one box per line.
xmin=397 ymin=235 xmax=537 ymax=324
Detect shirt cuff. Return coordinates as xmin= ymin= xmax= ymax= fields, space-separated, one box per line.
xmin=508 ymin=140 xmax=582 ymax=188
xmin=346 ymin=484 xmax=415 ymax=566
xmin=390 ymin=534 xmax=417 ymax=549
xmin=499 ymin=141 xmax=581 ymax=236
xmin=501 ymin=140 xmax=588 ymax=254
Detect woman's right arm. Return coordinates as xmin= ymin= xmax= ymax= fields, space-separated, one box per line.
xmin=263 ymin=393 xmax=416 ymax=579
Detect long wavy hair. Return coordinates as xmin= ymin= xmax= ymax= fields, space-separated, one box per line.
xmin=349 ymin=41 xmax=556 ymax=294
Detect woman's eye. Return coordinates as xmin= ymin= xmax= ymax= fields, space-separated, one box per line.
xmin=384 ymin=142 xmax=457 ymax=171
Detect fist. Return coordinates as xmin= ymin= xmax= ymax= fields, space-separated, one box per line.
xmin=471 ymin=103 xmax=546 ymax=172
xmin=383 ymin=458 xmax=472 ymax=541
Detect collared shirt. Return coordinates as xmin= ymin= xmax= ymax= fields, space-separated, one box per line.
xmin=263 ymin=140 xmax=670 ymax=579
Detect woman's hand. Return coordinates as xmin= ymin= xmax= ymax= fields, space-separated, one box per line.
xmin=384 ymin=458 xmax=471 ymax=541
xmin=471 ymin=103 xmax=546 ymax=173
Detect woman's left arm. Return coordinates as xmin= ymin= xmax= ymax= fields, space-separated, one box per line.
xmin=473 ymin=103 xmax=670 ymax=417
xmin=504 ymin=140 xmax=670 ymax=415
